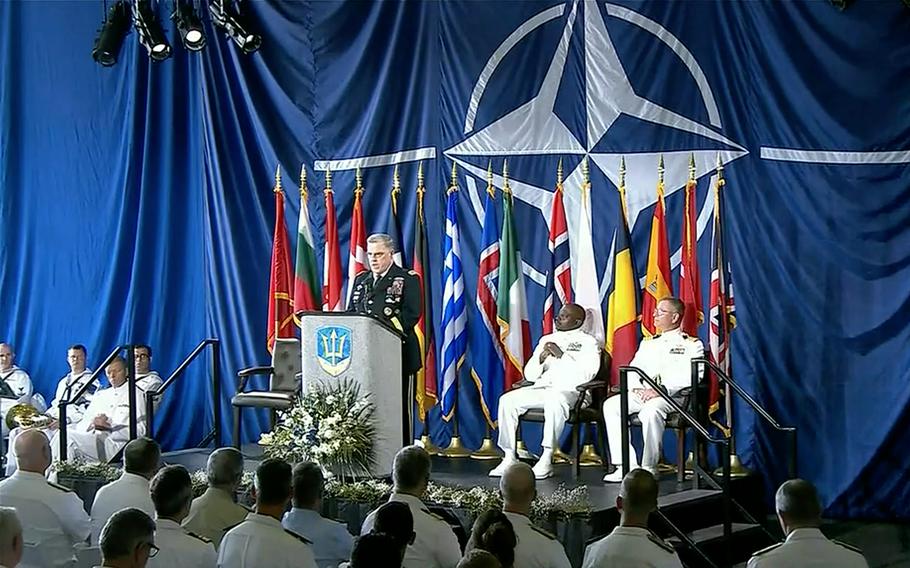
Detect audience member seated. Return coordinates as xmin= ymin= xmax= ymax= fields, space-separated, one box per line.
xmin=91 ymin=437 xmax=160 ymax=544
xmin=457 ymin=550 xmax=502 ymax=568
xmin=347 ymin=533 xmax=405 ymax=568
xmin=582 ymin=468 xmax=682 ymax=568
xmin=148 ymin=465 xmax=217 ymax=568
xmin=746 ymin=479 xmax=868 ymax=568
xmin=52 ymin=356 xmax=148 ymax=463
xmin=282 ymin=461 xmax=353 ymax=568
xmin=371 ymin=501 xmax=415 ymax=565
xmin=361 ymin=445 xmax=461 ymax=568
xmin=466 ymin=510 xmax=516 ymax=568
xmin=499 ymin=463 xmax=571 ymax=568
xmin=6 ymin=344 xmax=97 ymax=475
xmin=217 ymin=458 xmax=317 ymax=568
xmin=184 ymin=447 xmax=250 ymax=549
xmin=0 ymin=343 xmax=42 ymax=438
xmin=488 ymin=304 xmax=600 ymax=480
xmin=0 ymin=429 xmax=90 ymax=567
xmin=0 ymin=507 xmax=23 ymax=568
xmin=98 ymin=508 xmax=157 ymax=568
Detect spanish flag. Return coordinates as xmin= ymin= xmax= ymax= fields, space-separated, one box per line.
xmin=605 ymin=163 xmax=639 ymax=385
xmin=641 ymin=158 xmax=673 ymax=337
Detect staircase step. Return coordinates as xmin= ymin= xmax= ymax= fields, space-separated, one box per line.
xmin=673 ymin=523 xmax=761 ymax=544
xmin=670 ymin=523 xmax=774 ymax=567
xmin=658 ymin=488 xmax=722 ymax=508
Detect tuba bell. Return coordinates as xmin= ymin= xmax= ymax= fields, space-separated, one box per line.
xmin=4 ymin=403 xmax=51 ymax=431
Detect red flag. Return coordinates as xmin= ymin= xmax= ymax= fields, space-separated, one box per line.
xmin=345 ymin=170 xmax=367 ymax=307
xmin=267 ymin=172 xmax=295 ymax=353
xmin=322 ymin=171 xmax=344 ymax=311
xmin=412 ymin=169 xmax=437 ymax=418
xmin=641 ymin=163 xmax=673 ymax=337
xmin=679 ymin=175 xmax=703 ymax=336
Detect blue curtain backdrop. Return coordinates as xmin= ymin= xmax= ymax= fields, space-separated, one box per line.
xmin=1 ymin=1 xmax=909 ymax=519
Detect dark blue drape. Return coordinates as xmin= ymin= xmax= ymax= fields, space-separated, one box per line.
xmin=2 ymin=0 xmax=909 ymax=518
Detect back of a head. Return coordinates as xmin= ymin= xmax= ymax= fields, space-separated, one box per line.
xmin=620 ymin=469 xmax=659 ymax=516
xmin=292 ymin=461 xmax=324 ymax=509
xmin=458 ymin=550 xmax=503 ymax=568
xmin=14 ymin=429 xmax=50 ymax=473
xmin=124 ymin=437 xmax=161 ymax=477
xmin=469 ymin=510 xmax=516 ymax=568
xmin=350 ymin=533 xmax=403 ymax=568
xmin=100 ymin=508 xmax=156 ymax=561
xmin=392 ymin=445 xmax=431 ymax=492
xmin=500 ymin=462 xmax=535 ymax=508
xmin=373 ymin=501 xmax=414 ymax=547
xmin=776 ymin=479 xmax=822 ymax=527
xmin=150 ymin=465 xmax=193 ymax=519
xmin=0 ymin=507 xmax=22 ymax=563
xmin=207 ymin=447 xmax=244 ymax=489
xmin=255 ymin=458 xmax=292 ymax=506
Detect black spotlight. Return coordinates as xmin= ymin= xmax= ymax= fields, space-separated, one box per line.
xmin=132 ymin=0 xmax=172 ymax=61
xmin=209 ymin=0 xmax=262 ymax=54
xmin=172 ymin=1 xmax=206 ymax=51
xmin=92 ymin=1 xmax=131 ymax=66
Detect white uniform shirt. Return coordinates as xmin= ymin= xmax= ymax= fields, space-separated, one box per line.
xmin=523 ymin=328 xmax=601 ymax=393
xmin=0 ymin=366 xmax=33 ymax=402
xmin=0 ymin=470 xmax=90 ymax=567
xmin=184 ymin=487 xmax=250 ymax=549
xmin=217 ymin=512 xmax=317 ymax=568
xmin=77 ymin=381 xmax=148 ymax=435
xmin=282 ymin=508 xmax=353 ymax=568
xmin=361 ymin=493 xmax=461 ymax=568
xmin=503 ymin=511 xmax=572 ymax=568
xmin=148 ymin=518 xmax=217 ymax=568
xmin=628 ymin=329 xmax=704 ymax=393
xmin=90 ymin=472 xmax=155 ymax=544
xmin=583 ymin=526 xmax=683 ymax=568
xmin=136 ymin=371 xmax=163 ymax=393
xmin=746 ymin=528 xmax=868 ymax=568
xmin=47 ymin=369 xmax=97 ymax=423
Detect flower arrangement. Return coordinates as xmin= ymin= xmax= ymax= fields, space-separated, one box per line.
xmin=52 ymin=458 xmax=121 ymax=482
xmin=260 ymin=379 xmax=376 ymax=480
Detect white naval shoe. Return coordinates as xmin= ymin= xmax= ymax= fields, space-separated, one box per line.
xmin=603 ymin=464 xmax=654 ymax=483
xmin=531 ymin=449 xmax=554 ymax=479
xmin=488 ymin=453 xmax=519 ymax=477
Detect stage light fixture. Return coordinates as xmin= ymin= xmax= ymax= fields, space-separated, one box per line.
xmin=172 ymin=1 xmax=206 ymax=51
xmin=92 ymin=1 xmax=131 ymax=67
xmin=209 ymin=0 xmax=262 ymax=54
xmin=132 ymin=0 xmax=172 ymax=61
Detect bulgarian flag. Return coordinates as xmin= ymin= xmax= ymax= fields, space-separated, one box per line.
xmin=496 ymin=162 xmax=532 ymax=390
xmin=293 ymin=165 xmax=321 ymax=318
xmin=322 ymin=169 xmax=344 ymax=312
xmin=641 ymin=157 xmax=673 ymax=337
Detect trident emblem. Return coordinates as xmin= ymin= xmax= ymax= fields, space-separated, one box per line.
xmin=315 ymin=326 xmax=352 ymax=376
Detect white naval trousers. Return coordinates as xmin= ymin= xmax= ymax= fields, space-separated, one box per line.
xmin=497 ymin=385 xmax=578 ymax=452
xmin=603 ymin=392 xmax=673 ymax=469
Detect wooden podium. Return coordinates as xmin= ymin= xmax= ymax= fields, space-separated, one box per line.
xmin=298 ymin=312 xmax=405 ymax=478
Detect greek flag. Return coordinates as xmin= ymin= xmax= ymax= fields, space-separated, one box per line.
xmin=440 ymin=183 xmax=467 ymax=421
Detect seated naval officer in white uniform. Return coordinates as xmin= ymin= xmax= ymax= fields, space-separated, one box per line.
xmin=498 ymin=463 xmax=571 ymax=568
xmin=0 ymin=506 xmax=24 ymax=568
xmin=6 ymin=344 xmax=98 ymax=475
xmin=583 ymin=468 xmax=682 ymax=568
xmin=91 ymin=437 xmax=160 ymax=544
xmin=488 ymin=303 xmax=601 ymax=480
xmin=148 ymin=465 xmax=217 ymax=568
xmin=0 ymin=429 xmax=91 ymax=568
xmin=183 ymin=448 xmax=250 ymax=550
xmin=747 ymin=479 xmax=868 ymax=568
xmin=98 ymin=508 xmax=158 ymax=568
xmin=133 ymin=345 xmax=163 ymax=396
xmin=52 ymin=355 xmax=148 ymax=463
xmin=282 ymin=462 xmax=353 ymax=568
xmin=361 ymin=445 xmax=461 ymax=568
xmin=0 ymin=343 xmax=43 ymax=439
xmin=603 ymin=297 xmax=704 ymax=482
xmin=217 ymin=458 xmax=317 ymax=568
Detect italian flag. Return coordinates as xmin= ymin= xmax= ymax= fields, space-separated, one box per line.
xmin=496 ymin=187 xmax=532 ymax=390
xmin=293 ymin=172 xmax=321 ymax=318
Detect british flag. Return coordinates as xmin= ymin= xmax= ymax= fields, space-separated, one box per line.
xmin=708 ymin=167 xmax=736 ymax=414
xmin=542 ymin=174 xmax=572 ymax=335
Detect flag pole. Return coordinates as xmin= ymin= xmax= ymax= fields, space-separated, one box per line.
xmin=271 ymin=166 xmax=283 ymax=351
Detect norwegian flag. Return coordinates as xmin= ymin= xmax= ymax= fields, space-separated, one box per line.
xmin=542 ymin=177 xmax=572 ymax=335
xmin=708 ymin=172 xmax=736 ymax=414
xmin=345 ymin=177 xmax=367 ymax=308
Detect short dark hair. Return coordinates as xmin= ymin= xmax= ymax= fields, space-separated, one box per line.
xmin=134 ymin=344 xmax=152 ymax=357
xmin=392 ymin=446 xmax=431 ymax=491
xmin=150 ymin=465 xmax=193 ymax=518
xmin=68 ymin=344 xmax=87 ymax=355
xmin=350 ymin=533 xmax=403 ymax=568
xmin=292 ymin=462 xmax=324 ymax=508
xmin=99 ymin=508 xmax=156 ymax=560
xmin=373 ymin=501 xmax=414 ymax=547
xmin=255 ymin=458 xmax=292 ymax=506
xmin=123 ymin=437 xmax=161 ymax=476
xmin=458 ymin=550 xmax=503 ymax=568
xmin=469 ymin=510 xmax=516 ymax=568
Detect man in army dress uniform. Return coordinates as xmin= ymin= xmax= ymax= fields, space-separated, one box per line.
xmin=347 ymin=233 xmax=421 ymax=443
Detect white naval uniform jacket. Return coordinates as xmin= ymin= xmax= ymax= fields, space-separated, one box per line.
xmin=582 ymin=526 xmax=683 ymax=568
xmin=361 ymin=493 xmax=461 ymax=568
xmin=217 ymin=512 xmax=317 ymax=568
xmin=148 ymin=518 xmax=217 ymax=568
xmin=522 ymin=328 xmax=602 ymax=393
xmin=47 ymin=369 xmax=97 ymax=423
xmin=628 ymin=328 xmax=704 ymax=394
xmin=503 ymin=511 xmax=572 ymax=568
xmin=90 ymin=472 xmax=155 ymax=545
xmin=746 ymin=528 xmax=868 ymax=568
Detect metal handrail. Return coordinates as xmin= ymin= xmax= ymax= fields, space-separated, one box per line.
xmin=145 ymin=339 xmax=221 ymax=448
xmin=693 ymin=358 xmax=798 ymax=478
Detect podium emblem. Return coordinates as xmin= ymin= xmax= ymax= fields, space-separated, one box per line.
xmin=315 ymin=326 xmax=352 ymax=376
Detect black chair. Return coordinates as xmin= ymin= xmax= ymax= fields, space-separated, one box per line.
xmin=232 ymin=338 xmax=301 ymax=449
xmin=625 ymin=386 xmax=696 ymax=483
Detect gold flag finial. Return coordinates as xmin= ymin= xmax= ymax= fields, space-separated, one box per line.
xmin=324 ymin=167 xmax=333 ymax=193
xmin=658 ymin=154 xmax=665 ymax=184
xmin=486 ymin=160 xmax=495 ymax=197
xmin=274 ymin=165 xmax=282 ymax=194
xmin=449 ymin=160 xmax=458 ymax=193
xmin=716 ymin=152 xmax=725 ymax=188
xmin=392 ymin=164 xmax=401 ymax=195
xmin=502 ymin=159 xmax=511 ymax=196
xmin=583 ymin=155 xmax=590 ymax=186
xmin=619 ymin=156 xmax=626 ymax=190
xmin=299 ymin=164 xmax=308 ymax=201
xmin=417 ymin=161 xmax=425 ymax=190
xmin=556 ymin=158 xmax=564 ymax=189
xmin=688 ymin=153 xmax=696 ymax=181
xmin=355 ymin=167 xmax=364 ymax=196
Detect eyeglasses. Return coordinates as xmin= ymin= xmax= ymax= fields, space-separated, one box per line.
xmin=143 ymin=542 xmax=160 ymax=558
xmin=135 ymin=354 xmax=150 ymax=360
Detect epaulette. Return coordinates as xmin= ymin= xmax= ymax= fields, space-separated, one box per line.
xmin=681 ymin=333 xmax=689 ymax=339
xmin=647 ymin=532 xmax=675 ymax=554
xmin=285 ymin=528 xmax=312 ymax=545
xmin=355 ymin=270 xmax=370 ymax=279
xmin=648 ymin=334 xmax=660 ymax=340
xmin=833 ymin=539 xmax=863 ymax=554
xmin=751 ymin=542 xmax=783 ymax=557
xmin=186 ymin=531 xmax=212 ymax=544
xmin=48 ymin=481 xmax=74 ymax=493
xmin=239 ymin=503 xmax=253 ymax=512
xmin=408 ymin=269 xmax=418 ymax=276
xmin=529 ymin=524 xmax=557 ymax=541
xmin=422 ymin=507 xmax=446 ymax=522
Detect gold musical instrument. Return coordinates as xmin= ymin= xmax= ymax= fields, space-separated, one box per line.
xmin=4 ymin=403 xmax=52 ymax=431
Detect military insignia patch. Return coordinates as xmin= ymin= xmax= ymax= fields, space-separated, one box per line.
xmin=384 ymin=307 xmax=393 ymax=316
xmin=315 ymin=326 xmax=353 ymax=376
xmin=390 ymin=277 xmax=404 ymax=295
